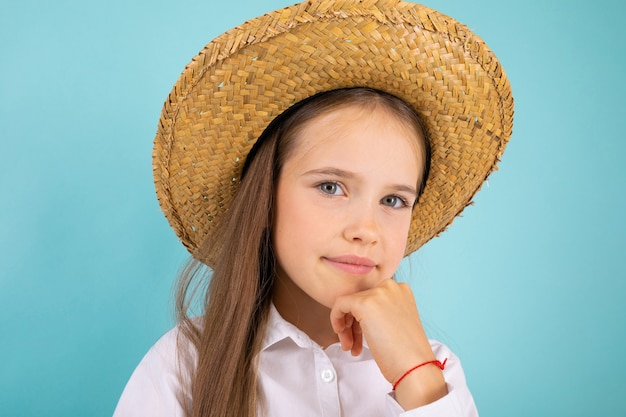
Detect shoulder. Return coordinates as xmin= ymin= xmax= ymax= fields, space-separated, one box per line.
xmin=148 ymin=325 xmax=194 ymax=362
xmin=134 ymin=325 xmax=197 ymax=375
xmin=113 ymin=325 xmax=196 ymax=417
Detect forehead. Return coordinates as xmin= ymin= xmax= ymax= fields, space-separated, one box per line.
xmin=292 ymin=104 xmax=422 ymax=159
xmin=282 ymin=104 xmax=423 ymax=180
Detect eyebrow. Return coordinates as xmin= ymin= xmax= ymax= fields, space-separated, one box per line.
xmin=303 ymin=167 xmax=355 ymax=179
xmin=303 ymin=168 xmax=418 ymax=197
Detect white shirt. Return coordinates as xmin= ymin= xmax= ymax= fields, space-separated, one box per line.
xmin=113 ymin=305 xmax=478 ymax=417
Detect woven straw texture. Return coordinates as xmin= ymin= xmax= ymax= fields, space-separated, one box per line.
xmin=153 ymin=0 xmax=514 ymax=262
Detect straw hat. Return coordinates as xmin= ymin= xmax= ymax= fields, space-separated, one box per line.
xmin=153 ymin=0 xmax=514 ymax=262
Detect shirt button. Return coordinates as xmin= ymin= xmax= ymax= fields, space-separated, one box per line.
xmin=320 ymin=369 xmax=335 ymax=383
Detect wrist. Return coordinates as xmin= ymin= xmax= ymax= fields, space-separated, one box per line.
xmin=393 ymin=360 xmax=448 ymax=410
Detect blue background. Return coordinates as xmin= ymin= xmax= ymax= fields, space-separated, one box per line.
xmin=1 ymin=0 xmax=625 ymax=416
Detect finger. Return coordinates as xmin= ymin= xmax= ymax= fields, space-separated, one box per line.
xmin=337 ymin=313 xmax=354 ymax=351
xmin=330 ymin=296 xmax=357 ymax=329
xmin=330 ymin=300 xmax=357 ymax=351
xmin=338 ymin=323 xmax=354 ymax=352
xmin=350 ymin=320 xmax=363 ymax=356
xmin=330 ymin=306 xmax=348 ymax=334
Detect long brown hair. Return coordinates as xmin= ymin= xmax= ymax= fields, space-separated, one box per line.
xmin=174 ymin=87 xmax=431 ymax=417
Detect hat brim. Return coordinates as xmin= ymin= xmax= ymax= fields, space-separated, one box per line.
xmin=153 ymin=0 xmax=514 ymax=262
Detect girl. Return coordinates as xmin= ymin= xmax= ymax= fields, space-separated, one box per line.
xmin=114 ymin=1 xmax=513 ymax=416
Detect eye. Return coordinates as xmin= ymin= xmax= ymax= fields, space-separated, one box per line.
xmin=318 ymin=182 xmax=344 ymax=196
xmin=381 ymin=195 xmax=408 ymax=209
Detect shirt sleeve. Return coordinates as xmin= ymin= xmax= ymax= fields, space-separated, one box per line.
xmin=385 ymin=340 xmax=479 ymax=417
xmin=112 ymin=328 xmax=193 ymax=417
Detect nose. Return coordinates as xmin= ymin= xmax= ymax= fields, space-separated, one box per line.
xmin=342 ymin=204 xmax=379 ymax=245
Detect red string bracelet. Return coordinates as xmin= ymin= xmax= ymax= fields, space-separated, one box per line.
xmin=392 ymin=358 xmax=448 ymax=391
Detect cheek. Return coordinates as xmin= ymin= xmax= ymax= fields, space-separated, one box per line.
xmin=384 ymin=214 xmax=413 ymax=262
xmin=273 ymin=190 xmax=318 ymax=261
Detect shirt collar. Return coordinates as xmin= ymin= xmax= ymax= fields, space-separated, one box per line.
xmin=262 ymin=303 xmax=370 ymax=351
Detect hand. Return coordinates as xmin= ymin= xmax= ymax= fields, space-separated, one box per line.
xmin=329 ymin=279 xmax=447 ymax=408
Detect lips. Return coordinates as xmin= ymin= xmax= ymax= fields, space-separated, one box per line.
xmin=323 ymin=255 xmax=376 ymax=275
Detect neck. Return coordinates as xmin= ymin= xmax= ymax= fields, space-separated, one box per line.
xmin=272 ymin=274 xmax=339 ymax=348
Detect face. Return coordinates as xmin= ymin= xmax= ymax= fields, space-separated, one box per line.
xmin=272 ymin=104 xmax=424 ymax=312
